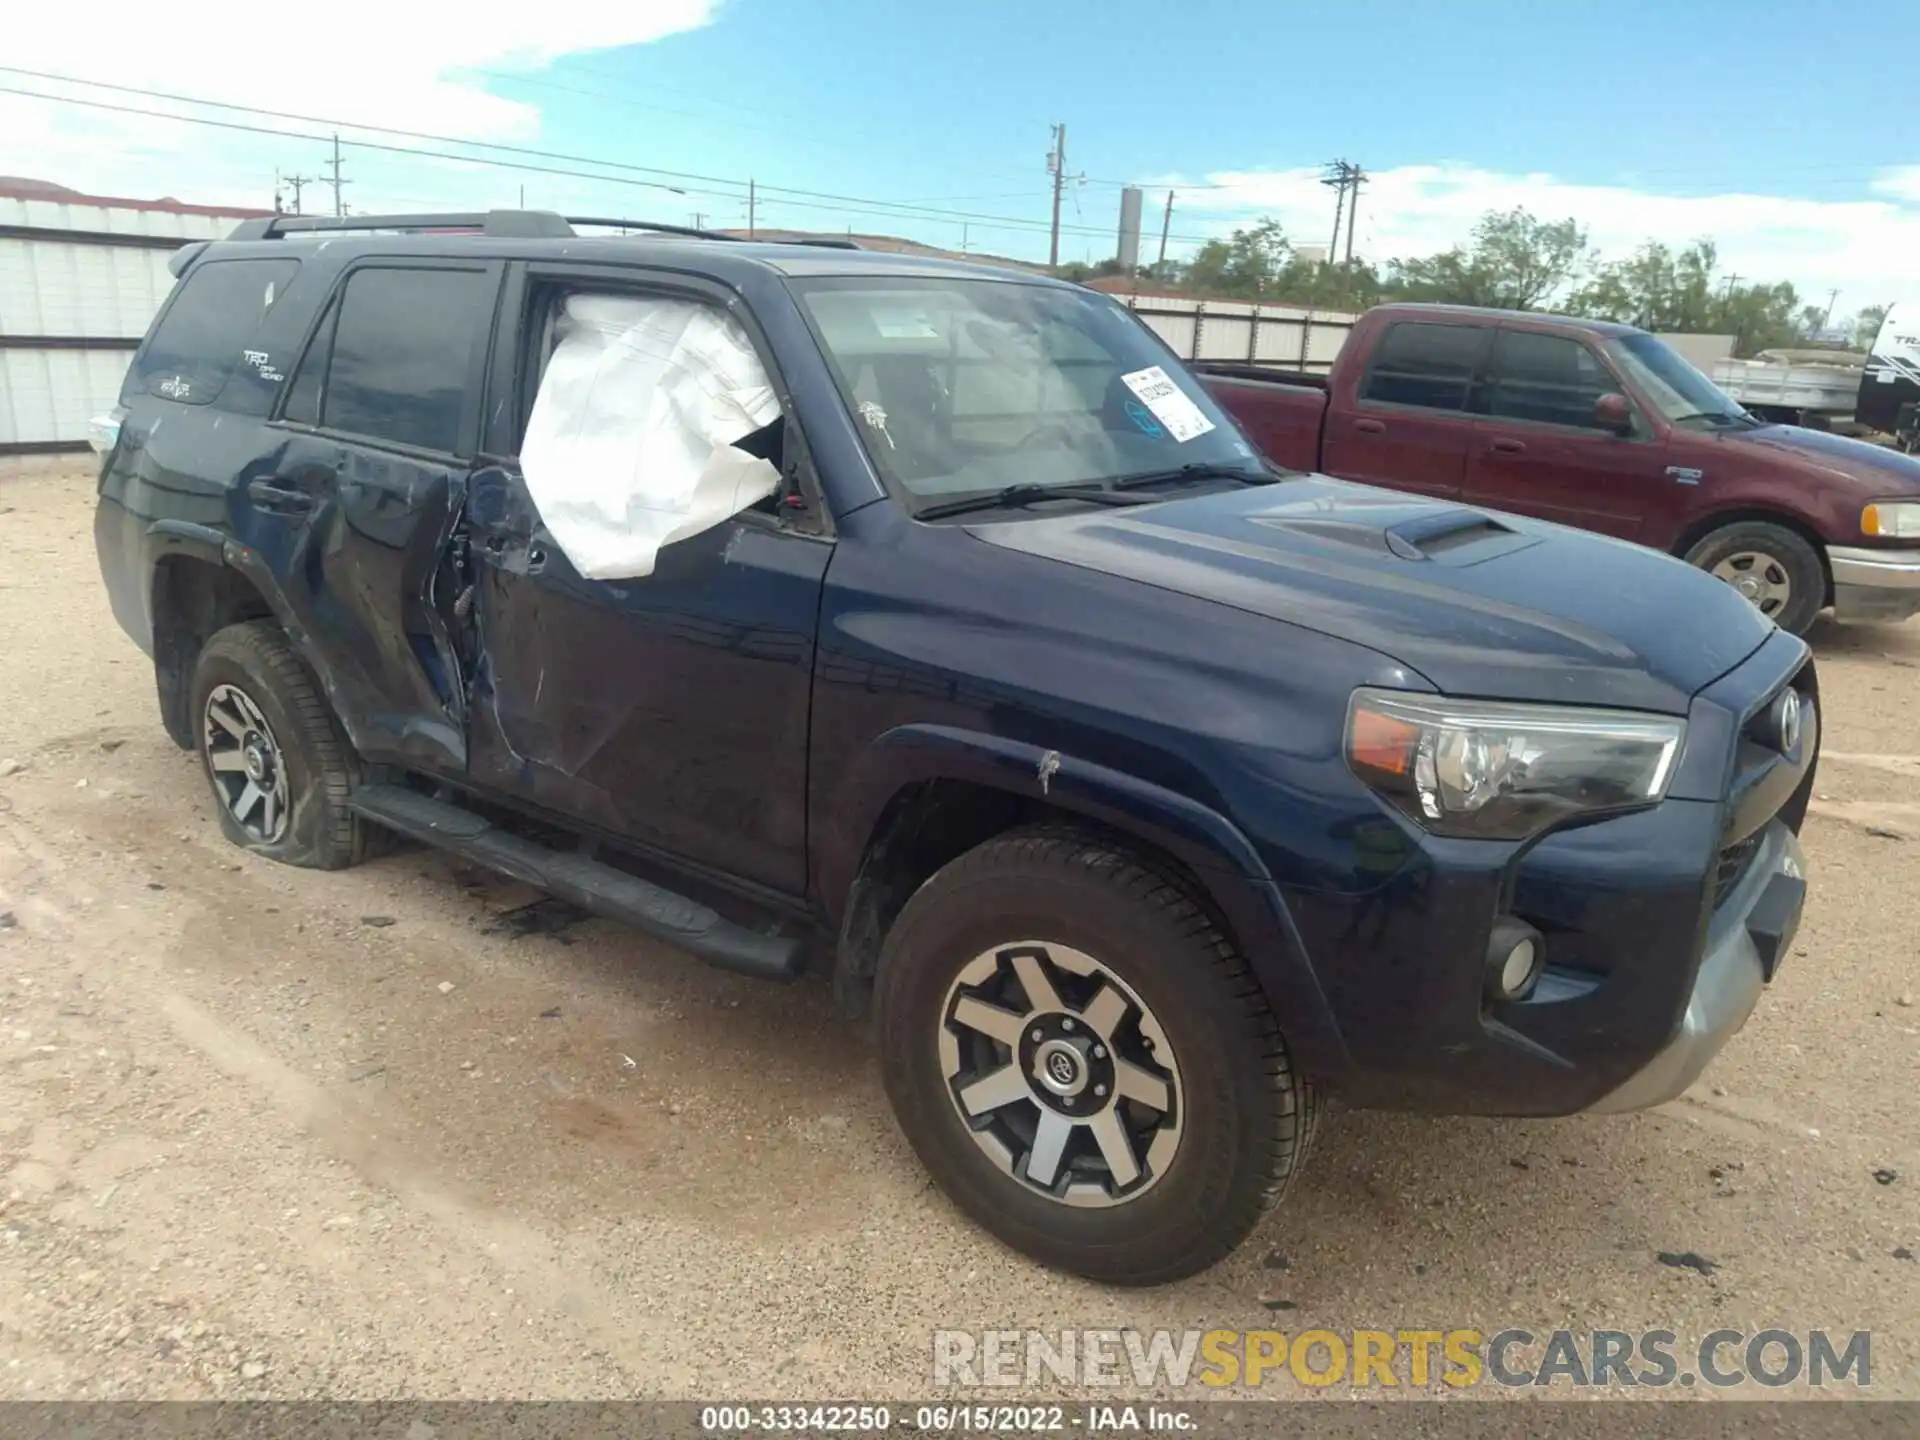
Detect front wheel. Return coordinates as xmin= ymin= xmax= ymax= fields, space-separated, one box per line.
xmin=874 ymin=827 xmax=1316 ymax=1285
xmin=1684 ymin=521 xmax=1826 ymax=636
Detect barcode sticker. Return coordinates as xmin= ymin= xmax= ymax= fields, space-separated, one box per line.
xmin=1119 ymin=366 xmax=1216 ymax=443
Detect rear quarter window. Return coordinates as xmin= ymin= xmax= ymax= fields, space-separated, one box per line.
xmin=132 ymin=258 xmax=302 ymax=407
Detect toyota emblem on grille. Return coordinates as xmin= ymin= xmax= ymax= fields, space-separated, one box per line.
xmin=1771 ymin=689 xmax=1803 ymax=754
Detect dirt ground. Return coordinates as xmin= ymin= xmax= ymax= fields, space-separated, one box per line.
xmin=0 ymin=459 xmax=1915 ymax=1403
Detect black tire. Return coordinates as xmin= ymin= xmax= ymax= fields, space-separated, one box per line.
xmin=874 ymin=826 xmax=1315 ymax=1286
xmin=1683 ymin=521 xmax=1826 ymax=636
xmin=189 ymin=620 xmax=370 ymax=869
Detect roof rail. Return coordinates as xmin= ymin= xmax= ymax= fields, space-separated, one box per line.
xmin=563 ymin=216 xmax=741 ymax=241
xmin=222 ymin=209 xmax=871 ymax=252
xmin=226 ymin=210 xmax=577 ymax=241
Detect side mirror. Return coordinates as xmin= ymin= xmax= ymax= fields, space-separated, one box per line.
xmin=1593 ymin=392 xmax=1634 ymax=436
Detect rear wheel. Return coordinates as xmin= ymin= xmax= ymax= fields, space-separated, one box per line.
xmin=1684 ymin=521 xmax=1825 ymax=636
xmin=874 ymin=826 xmax=1315 ymax=1285
xmin=190 ymin=620 xmax=369 ymax=869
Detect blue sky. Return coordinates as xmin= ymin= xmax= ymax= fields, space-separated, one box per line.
xmin=7 ymin=0 xmax=1919 ymax=312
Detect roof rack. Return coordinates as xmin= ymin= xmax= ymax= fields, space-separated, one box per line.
xmin=224 ymin=208 xmax=868 ymax=251
xmin=226 ymin=210 xmax=575 ymax=241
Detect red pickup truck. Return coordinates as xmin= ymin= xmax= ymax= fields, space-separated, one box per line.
xmin=1196 ymin=303 xmax=1920 ymax=635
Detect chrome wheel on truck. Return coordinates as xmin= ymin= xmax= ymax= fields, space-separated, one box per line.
xmin=939 ymin=941 xmax=1183 ymax=1207
xmin=876 ymin=826 xmax=1316 ymax=1286
xmin=1685 ymin=521 xmax=1826 ymax=636
xmin=1709 ymin=551 xmax=1793 ymax=619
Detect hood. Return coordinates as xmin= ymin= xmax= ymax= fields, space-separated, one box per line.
xmin=969 ymin=478 xmax=1775 ymax=714
xmin=1729 ymin=423 xmax=1920 ymax=490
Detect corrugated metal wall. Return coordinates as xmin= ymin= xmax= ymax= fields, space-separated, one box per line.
xmin=0 ymin=197 xmax=252 ymax=450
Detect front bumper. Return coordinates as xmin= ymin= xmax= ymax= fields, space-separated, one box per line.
xmin=1585 ymin=821 xmax=1806 ymax=1113
xmin=1829 ymin=545 xmax=1920 ymax=623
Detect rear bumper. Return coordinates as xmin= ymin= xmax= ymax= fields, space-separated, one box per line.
xmin=1829 ymin=545 xmax=1920 ymax=623
xmin=1584 ymin=822 xmax=1805 ymax=1113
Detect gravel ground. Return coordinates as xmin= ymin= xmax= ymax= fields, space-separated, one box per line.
xmin=0 ymin=461 xmax=1915 ymax=1402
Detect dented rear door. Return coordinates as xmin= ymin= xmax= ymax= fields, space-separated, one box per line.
xmin=265 ymin=259 xmax=501 ymax=770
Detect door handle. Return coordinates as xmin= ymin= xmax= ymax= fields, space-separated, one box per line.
xmin=1354 ymin=418 xmax=1387 ymax=435
xmin=525 ymin=544 xmax=548 ymax=575
xmin=245 ymin=479 xmax=316 ymax=515
xmin=1489 ymin=438 xmax=1526 ymax=455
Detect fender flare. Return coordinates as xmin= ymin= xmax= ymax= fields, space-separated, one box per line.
xmin=142 ymin=519 xmax=376 ymax=756
xmin=820 ymin=723 xmax=1352 ymax=1082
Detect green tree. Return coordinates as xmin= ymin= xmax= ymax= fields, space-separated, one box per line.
xmin=1184 ymin=219 xmax=1292 ymax=300
xmin=1853 ymin=304 xmax=1889 ymax=351
xmin=1564 ymin=239 xmax=1807 ymax=356
xmin=1384 ymin=208 xmax=1590 ymax=310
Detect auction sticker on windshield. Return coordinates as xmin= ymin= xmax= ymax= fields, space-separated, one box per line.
xmin=1120 ymin=366 xmax=1216 ymax=443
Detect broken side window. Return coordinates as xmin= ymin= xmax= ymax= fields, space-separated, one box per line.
xmin=518 ymin=293 xmax=784 ymax=581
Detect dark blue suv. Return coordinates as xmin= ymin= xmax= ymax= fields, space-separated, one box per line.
xmin=94 ymin=211 xmax=1818 ymax=1285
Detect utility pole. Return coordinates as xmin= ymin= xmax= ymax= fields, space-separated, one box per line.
xmin=1821 ymin=288 xmax=1841 ymax=333
xmin=748 ymin=179 xmax=756 ymax=239
xmin=1321 ymin=160 xmax=1351 ymax=265
xmin=1722 ymin=274 xmax=1743 ymax=301
xmin=1344 ymin=164 xmax=1366 ymax=265
xmin=1046 ymin=123 xmax=1081 ymax=273
xmin=323 ymin=134 xmax=349 ymax=217
xmin=691 ymin=211 xmax=707 ymax=230
xmin=960 ymin=222 xmax=970 ymax=254
xmin=1157 ymin=189 xmax=1174 ymax=272
xmin=277 ymin=171 xmax=313 ymax=215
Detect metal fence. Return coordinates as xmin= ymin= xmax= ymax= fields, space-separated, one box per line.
xmin=1114 ymin=294 xmax=1360 ymax=374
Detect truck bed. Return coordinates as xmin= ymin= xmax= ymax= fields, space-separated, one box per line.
xmin=1194 ymin=365 xmax=1328 ymax=472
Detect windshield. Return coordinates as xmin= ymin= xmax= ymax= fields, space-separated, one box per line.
xmin=788 ymin=276 xmax=1265 ymax=505
xmin=1606 ymin=332 xmax=1752 ymax=426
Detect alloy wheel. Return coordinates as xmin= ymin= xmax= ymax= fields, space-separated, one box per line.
xmin=202 ymin=683 xmax=292 ymax=844
xmin=938 ymin=941 xmax=1182 ymax=1207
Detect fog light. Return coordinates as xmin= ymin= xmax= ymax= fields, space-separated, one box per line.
xmin=1487 ymin=918 xmax=1545 ymax=1002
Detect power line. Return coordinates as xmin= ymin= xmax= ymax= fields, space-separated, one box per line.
xmin=0 ymin=72 xmax=1227 ymax=249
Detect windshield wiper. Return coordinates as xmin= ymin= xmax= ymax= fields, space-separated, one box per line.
xmin=913 ymin=483 xmax=1153 ymax=521
xmin=1673 ymin=410 xmax=1757 ymax=428
xmin=1110 ymin=461 xmax=1280 ymax=491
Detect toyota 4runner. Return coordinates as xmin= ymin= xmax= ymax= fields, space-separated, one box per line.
xmin=94 ymin=211 xmax=1818 ymax=1285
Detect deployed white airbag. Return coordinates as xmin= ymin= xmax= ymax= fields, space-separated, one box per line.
xmin=520 ymin=293 xmax=782 ymax=580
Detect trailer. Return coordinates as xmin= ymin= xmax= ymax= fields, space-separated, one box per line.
xmin=1710 ymin=349 xmax=1865 ymax=428
xmin=1859 ymin=303 xmax=1920 ymax=452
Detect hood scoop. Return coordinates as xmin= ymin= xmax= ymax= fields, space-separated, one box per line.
xmin=1252 ymin=505 xmax=1536 ymax=567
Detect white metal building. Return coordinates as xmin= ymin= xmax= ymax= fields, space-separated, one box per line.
xmin=0 ymin=180 xmax=269 ymax=452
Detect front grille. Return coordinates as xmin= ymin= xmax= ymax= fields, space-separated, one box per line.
xmin=1712 ymin=831 xmax=1763 ymax=909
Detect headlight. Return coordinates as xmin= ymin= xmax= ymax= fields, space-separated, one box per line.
xmin=1862 ymin=501 xmax=1920 ymax=538
xmin=1345 ymin=689 xmax=1686 ymax=840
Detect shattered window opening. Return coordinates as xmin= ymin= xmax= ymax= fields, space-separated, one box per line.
xmin=517 ymin=292 xmax=786 ymax=581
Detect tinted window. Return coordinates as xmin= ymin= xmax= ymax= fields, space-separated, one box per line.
xmin=1361 ymin=322 xmax=1486 ymax=411
xmin=1484 ymin=330 xmax=1617 ymax=429
xmin=322 ymin=267 xmax=490 ymax=453
xmin=134 ymin=259 xmax=301 ymax=406
xmin=280 ymin=300 xmax=335 ymax=426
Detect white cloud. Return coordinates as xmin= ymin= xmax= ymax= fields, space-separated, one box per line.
xmin=0 ymin=1 xmax=720 ymax=209
xmin=1163 ymin=162 xmax=1920 ymax=315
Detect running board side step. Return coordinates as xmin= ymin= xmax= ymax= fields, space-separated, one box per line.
xmin=348 ymin=784 xmax=805 ymax=981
